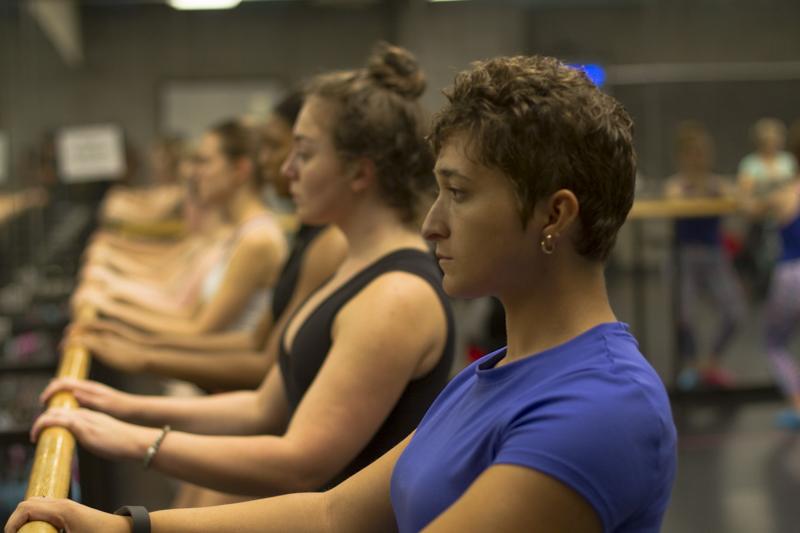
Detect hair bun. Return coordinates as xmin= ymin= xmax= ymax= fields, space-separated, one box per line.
xmin=365 ymin=42 xmax=426 ymax=100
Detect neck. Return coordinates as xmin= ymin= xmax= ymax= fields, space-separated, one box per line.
xmin=335 ymin=197 xmax=424 ymax=264
xmin=499 ymin=257 xmax=616 ymax=364
xmin=225 ymin=186 xmax=266 ymax=226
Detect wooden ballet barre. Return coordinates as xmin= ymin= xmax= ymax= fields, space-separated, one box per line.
xmin=107 ymin=218 xmax=186 ymax=240
xmin=19 ymin=307 xmax=95 ymax=533
xmin=628 ymin=197 xmax=739 ymax=220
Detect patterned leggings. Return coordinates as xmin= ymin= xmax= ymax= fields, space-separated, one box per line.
xmin=676 ymin=246 xmax=746 ymax=361
xmin=765 ymin=259 xmax=800 ymax=397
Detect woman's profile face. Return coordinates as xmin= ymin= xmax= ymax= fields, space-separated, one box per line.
xmin=193 ymin=132 xmax=234 ymax=207
xmin=423 ymin=132 xmax=539 ymax=299
xmin=282 ymin=97 xmax=352 ymax=225
xmin=757 ymin=127 xmax=785 ymax=154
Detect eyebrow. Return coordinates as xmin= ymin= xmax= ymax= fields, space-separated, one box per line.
xmin=293 ymin=133 xmax=313 ymax=144
xmin=434 ymin=166 xmax=472 ymax=181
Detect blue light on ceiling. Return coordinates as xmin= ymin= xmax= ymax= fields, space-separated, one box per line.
xmin=568 ymin=63 xmax=606 ymax=87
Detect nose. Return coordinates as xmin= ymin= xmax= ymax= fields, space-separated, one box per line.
xmin=421 ymin=194 xmax=449 ymax=242
xmin=281 ymin=149 xmax=298 ymax=181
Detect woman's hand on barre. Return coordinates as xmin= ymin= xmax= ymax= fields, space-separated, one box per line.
xmin=30 ymin=406 xmax=159 ymax=462
xmin=40 ymin=377 xmax=137 ymax=420
xmin=77 ymin=332 xmax=153 ymax=374
xmin=70 ymin=285 xmax=113 ymax=313
xmin=81 ymin=318 xmax=153 ymax=345
xmin=81 ymin=264 xmax=114 ymax=286
xmin=4 ymin=497 xmax=129 ymax=533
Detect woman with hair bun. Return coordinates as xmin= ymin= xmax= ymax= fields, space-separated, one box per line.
xmin=8 ymin=52 xmax=674 ymax=533
xmin=22 ymin=42 xmax=454 ymax=509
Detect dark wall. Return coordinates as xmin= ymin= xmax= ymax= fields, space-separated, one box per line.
xmin=525 ymin=1 xmax=800 ymax=179
xmin=2 ymin=0 xmax=800 ymax=186
xmin=0 ymin=2 xmax=392 ymax=186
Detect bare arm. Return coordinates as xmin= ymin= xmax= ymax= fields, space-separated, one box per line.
xmin=82 ymin=225 xmax=345 ymax=387
xmin=142 ymin=272 xmax=444 ymax=495
xmin=150 ymin=434 xmax=405 ymax=533
xmin=133 ymin=368 xmax=290 ymax=435
xmin=101 ymin=185 xmax=183 ymax=225
xmin=91 ymin=228 xmax=286 ymax=335
xmin=38 ymin=271 xmax=445 ymax=497
xmin=78 ymin=331 xmax=269 ymax=390
xmin=6 ymin=434 xmax=406 ymax=533
xmin=80 ymin=315 xmax=259 ymax=353
xmin=422 ymin=465 xmax=602 ymax=533
xmin=40 ymin=364 xmax=290 ymax=437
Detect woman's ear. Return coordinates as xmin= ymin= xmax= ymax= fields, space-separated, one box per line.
xmin=349 ymin=157 xmax=377 ymax=193
xmin=540 ymin=189 xmax=580 ymax=238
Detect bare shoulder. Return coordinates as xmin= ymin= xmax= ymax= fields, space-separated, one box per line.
xmin=341 ymin=268 xmax=444 ymax=328
xmin=306 ymin=226 xmax=348 ymax=264
xmin=237 ymin=219 xmax=288 ymax=256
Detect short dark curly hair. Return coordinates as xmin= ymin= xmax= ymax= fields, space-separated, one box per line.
xmin=430 ymin=55 xmax=636 ymax=261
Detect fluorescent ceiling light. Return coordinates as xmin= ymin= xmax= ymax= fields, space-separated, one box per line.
xmin=168 ymin=0 xmax=243 ymax=10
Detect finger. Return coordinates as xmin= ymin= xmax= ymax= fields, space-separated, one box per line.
xmin=5 ymin=498 xmax=66 ymax=533
xmin=39 ymin=377 xmax=84 ymax=405
xmin=4 ymin=503 xmax=29 ymax=532
xmin=67 ymin=321 xmax=90 ymax=337
xmin=30 ymin=408 xmax=78 ymax=443
xmin=43 ymin=378 xmax=112 ymax=410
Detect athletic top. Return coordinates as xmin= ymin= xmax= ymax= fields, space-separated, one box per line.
xmin=270 ymin=225 xmax=325 ymax=321
xmin=279 ymin=248 xmax=455 ymax=489
xmin=200 ymin=215 xmax=277 ymax=331
xmin=669 ymin=174 xmax=726 ymax=246
xmin=779 ymin=212 xmax=800 ymax=262
xmin=738 ymin=152 xmax=797 ymax=196
xmin=391 ymin=322 xmax=676 ymax=533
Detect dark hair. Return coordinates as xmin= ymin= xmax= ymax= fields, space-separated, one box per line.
xmin=274 ymin=90 xmax=304 ymax=127
xmin=152 ymin=134 xmax=186 ymax=179
xmin=209 ymin=119 xmax=262 ymax=187
xmin=306 ymin=42 xmax=434 ymax=223
xmin=430 ymin=55 xmax=636 ymax=262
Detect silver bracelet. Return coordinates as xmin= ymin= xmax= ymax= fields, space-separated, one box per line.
xmin=142 ymin=425 xmax=170 ymax=469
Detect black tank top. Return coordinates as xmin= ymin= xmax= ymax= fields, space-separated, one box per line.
xmin=271 ymin=224 xmax=326 ymax=321
xmin=278 ymin=248 xmax=454 ymax=489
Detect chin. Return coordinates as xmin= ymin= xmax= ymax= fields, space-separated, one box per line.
xmin=441 ymin=275 xmax=485 ymax=299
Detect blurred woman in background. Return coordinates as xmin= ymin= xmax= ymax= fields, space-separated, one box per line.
xmin=74 ymin=119 xmax=287 ymax=337
xmin=664 ymin=122 xmax=745 ymax=389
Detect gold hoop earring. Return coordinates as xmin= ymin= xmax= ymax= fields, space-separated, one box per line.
xmin=540 ymin=234 xmax=555 ymax=255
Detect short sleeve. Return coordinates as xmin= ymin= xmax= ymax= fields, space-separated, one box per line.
xmin=738 ymin=155 xmax=757 ymax=177
xmin=786 ymin=153 xmax=798 ymax=174
xmin=492 ymin=380 xmax=666 ymax=532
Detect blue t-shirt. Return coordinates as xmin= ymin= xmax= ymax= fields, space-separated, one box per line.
xmin=779 ymin=212 xmax=800 ymax=263
xmin=390 ymin=322 xmax=676 ymax=533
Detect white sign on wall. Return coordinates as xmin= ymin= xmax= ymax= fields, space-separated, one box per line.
xmin=56 ymin=124 xmax=125 ymax=183
xmin=0 ymin=132 xmax=8 ymax=185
